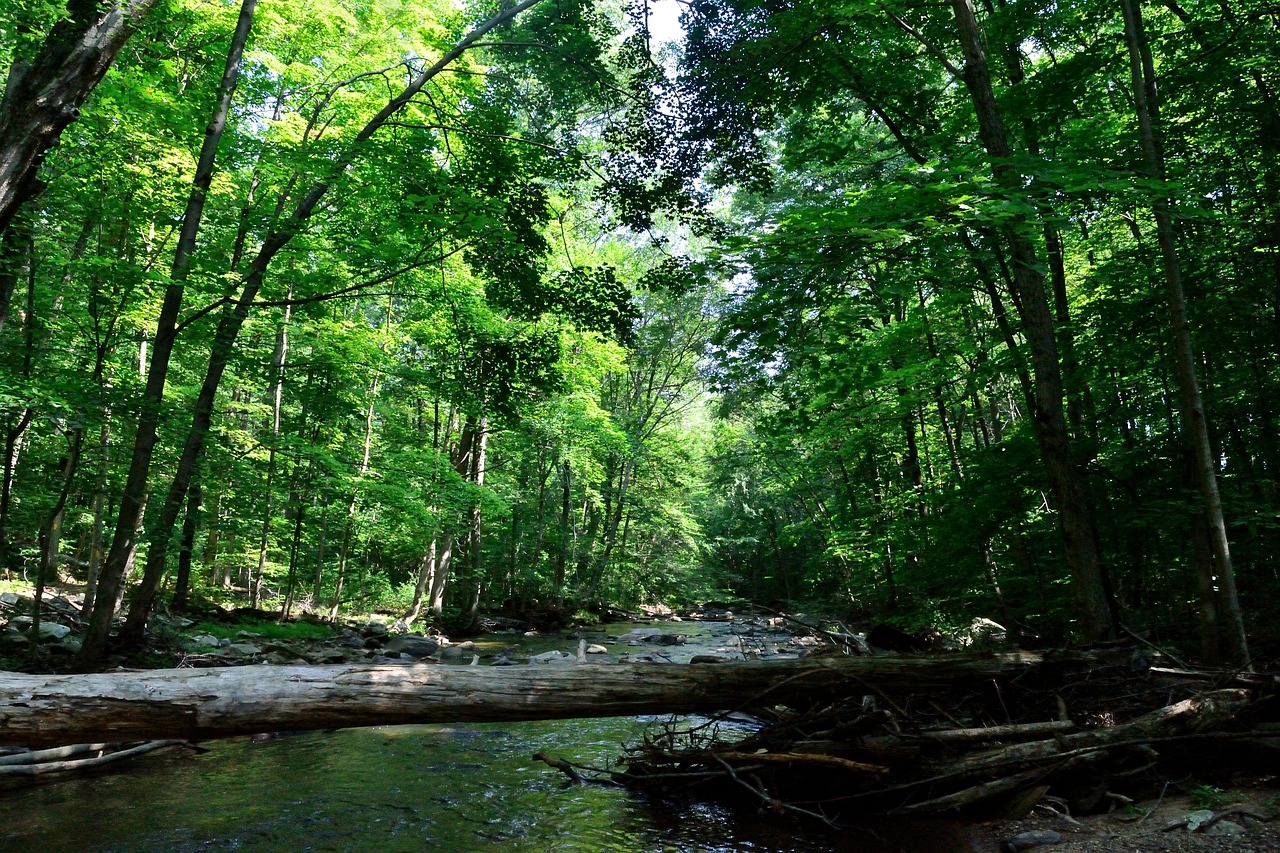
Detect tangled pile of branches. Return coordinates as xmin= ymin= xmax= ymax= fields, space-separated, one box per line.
xmin=542 ymin=648 xmax=1278 ymax=825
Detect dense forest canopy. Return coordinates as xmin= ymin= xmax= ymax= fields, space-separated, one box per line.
xmin=0 ymin=0 xmax=1276 ymax=669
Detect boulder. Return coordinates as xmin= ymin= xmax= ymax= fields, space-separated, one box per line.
xmin=529 ymin=650 xmax=572 ymax=664
xmin=5 ymin=617 xmax=70 ymax=641
xmin=37 ymin=622 xmax=71 ymax=640
xmin=385 ymin=635 xmax=439 ymax=657
xmin=227 ymin=643 xmax=262 ymax=656
xmin=188 ymin=634 xmax=222 ymax=648
xmin=585 ymin=644 xmax=608 ymax=655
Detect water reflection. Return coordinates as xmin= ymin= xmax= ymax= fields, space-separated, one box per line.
xmin=0 ymin=717 xmax=974 ymax=852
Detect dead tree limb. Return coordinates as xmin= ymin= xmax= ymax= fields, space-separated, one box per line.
xmin=0 ymin=652 xmax=1063 ymax=747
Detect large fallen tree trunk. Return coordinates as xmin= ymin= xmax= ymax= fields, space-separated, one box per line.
xmin=0 ymin=652 xmax=1065 ymax=747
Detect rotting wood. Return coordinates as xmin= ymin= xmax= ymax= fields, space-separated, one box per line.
xmin=0 ymin=652 xmax=1059 ymax=747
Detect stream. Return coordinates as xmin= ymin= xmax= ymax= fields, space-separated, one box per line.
xmin=1 ymin=620 xmax=981 ymax=852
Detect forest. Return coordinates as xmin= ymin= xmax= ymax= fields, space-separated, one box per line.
xmin=1 ymin=0 xmax=1277 ymax=675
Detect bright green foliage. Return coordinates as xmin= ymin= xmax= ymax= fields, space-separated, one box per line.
xmin=3 ymin=0 xmax=1279 ymax=660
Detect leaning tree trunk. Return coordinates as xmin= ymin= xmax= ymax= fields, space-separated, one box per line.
xmin=1119 ymin=0 xmax=1250 ymax=668
xmin=0 ymin=0 xmax=157 ymax=242
xmin=0 ymin=652 xmax=1065 ymax=747
xmin=79 ymin=0 xmax=259 ymax=667
xmin=950 ymin=0 xmax=1114 ymax=642
xmin=79 ymin=0 xmax=550 ymax=671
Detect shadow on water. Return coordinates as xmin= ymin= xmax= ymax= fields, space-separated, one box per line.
xmin=1 ymin=719 xmax=979 ymax=852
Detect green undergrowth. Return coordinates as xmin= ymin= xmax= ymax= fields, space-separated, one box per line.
xmin=188 ymin=618 xmax=336 ymax=642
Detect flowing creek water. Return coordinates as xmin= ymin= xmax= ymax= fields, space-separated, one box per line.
xmin=1 ymin=619 xmax=980 ymax=852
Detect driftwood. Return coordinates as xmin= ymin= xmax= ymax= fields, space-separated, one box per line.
xmin=0 ymin=651 xmax=1061 ymax=747
xmin=614 ymin=658 xmax=1269 ymax=821
xmin=0 ymin=740 xmax=190 ymax=777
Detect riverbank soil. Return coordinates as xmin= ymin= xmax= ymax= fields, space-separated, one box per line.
xmin=967 ymin=786 xmax=1280 ymax=852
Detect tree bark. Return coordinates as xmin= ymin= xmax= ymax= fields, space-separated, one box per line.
xmin=79 ymin=0 xmax=550 ymax=670
xmin=0 ymin=0 xmax=157 ymax=241
xmin=950 ymin=0 xmax=1114 ymax=642
xmin=80 ymin=0 xmax=258 ymax=666
xmin=0 ymin=651 xmax=1063 ymax=747
xmin=1119 ymin=0 xmax=1249 ymax=668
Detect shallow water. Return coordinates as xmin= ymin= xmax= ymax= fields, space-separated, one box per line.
xmin=0 ymin=621 xmax=978 ymax=852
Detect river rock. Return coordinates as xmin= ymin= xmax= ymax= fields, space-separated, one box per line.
xmin=6 ymin=617 xmax=70 ymax=640
xmin=1185 ymin=810 xmax=1215 ymax=831
xmin=188 ymin=634 xmax=222 ymax=648
xmin=385 ymin=635 xmax=440 ymax=657
xmin=1001 ymin=829 xmax=1062 ymax=852
xmin=314 ymin=648 xmax=350 ymax=663
xmin=361 ymin=621 xmax=388 ymax=636
xmin=615 ymin=627 xmax=664 ymax=644
xmin=585 ymin=644 xmax=608 ymax=654
xmin=0 ymin=592 xmax=23 ymax=607
xmin=265 ymin=651 xmax=306 ymax=665
xmin=1 ymin=627 xmax=26 ymax=648
xmin=263 ymin=643 xmax=312 ymax=663
xmin=38 ymin=622 xmax=71 ymax=640
xmin=227 ymin=643 xmax=262 ymax=656
xmin=54 ymin=636 xmax=82 ymax=654
xmin=1206 ymin=820 xmax=1245 ymax=837
xmin=529 ymin=650 xmax=572 ymax=664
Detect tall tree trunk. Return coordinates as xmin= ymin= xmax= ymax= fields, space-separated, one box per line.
xmin=428 ymin=532 xmax=455 ymax=614
xmin=462 ymin=418 xmax=488 ymax=624
xmin=554 ymin=458 xmax=571 ymax=609
xmin=279 ymin=463 xmax=310 ymax=620
xmin=78 ymin=0 xmax=258 ymax=667
xmin=951 ymin=0 xmax=1113 ymax=642
xmin=403 ymin=535 xmax=438 ymax=628
xmin=80 ymin=0 xmax=549 ymax=669
xmin=1120 ymin=0 xmax=1249 ymax=666
xmin=81 ymin=415 xmax=111 ymax=617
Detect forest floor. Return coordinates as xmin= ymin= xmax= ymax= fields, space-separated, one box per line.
xmin=968 ymin=785 xmax=1280 ymax=852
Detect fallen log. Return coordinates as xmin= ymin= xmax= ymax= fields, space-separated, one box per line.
xmin=0 ymin=651 xmax=1061 ymax=747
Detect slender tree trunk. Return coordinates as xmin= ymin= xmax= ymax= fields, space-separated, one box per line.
xmin=81 ymin=416 xmax=111 ymax=617
xmin=428 ymin=532 xmax=455 ymax=614
xmin=171 ymin=480 xmax=201 ymax=611
xmin=403 ymin=535 xmax=438 ymax=628
xmin=80 ymin=0 xmax=549 ymax=669
xmin=253 ymin=294 xmax=292 ymax=609
xmin=78 ymin=0 xmax=258 ymax=668
xmin=330 ymin=378 xmax=379 ymax=620
xmin=1120 ymin=0 xmax=1249 ymax=666
xmin=951 ymin=0 xmax=1113 ymax=642
xmin=279 ymin=465 xmax=310 ymax=620
xmin=554 ymin=458 xmax=570 ymax=608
